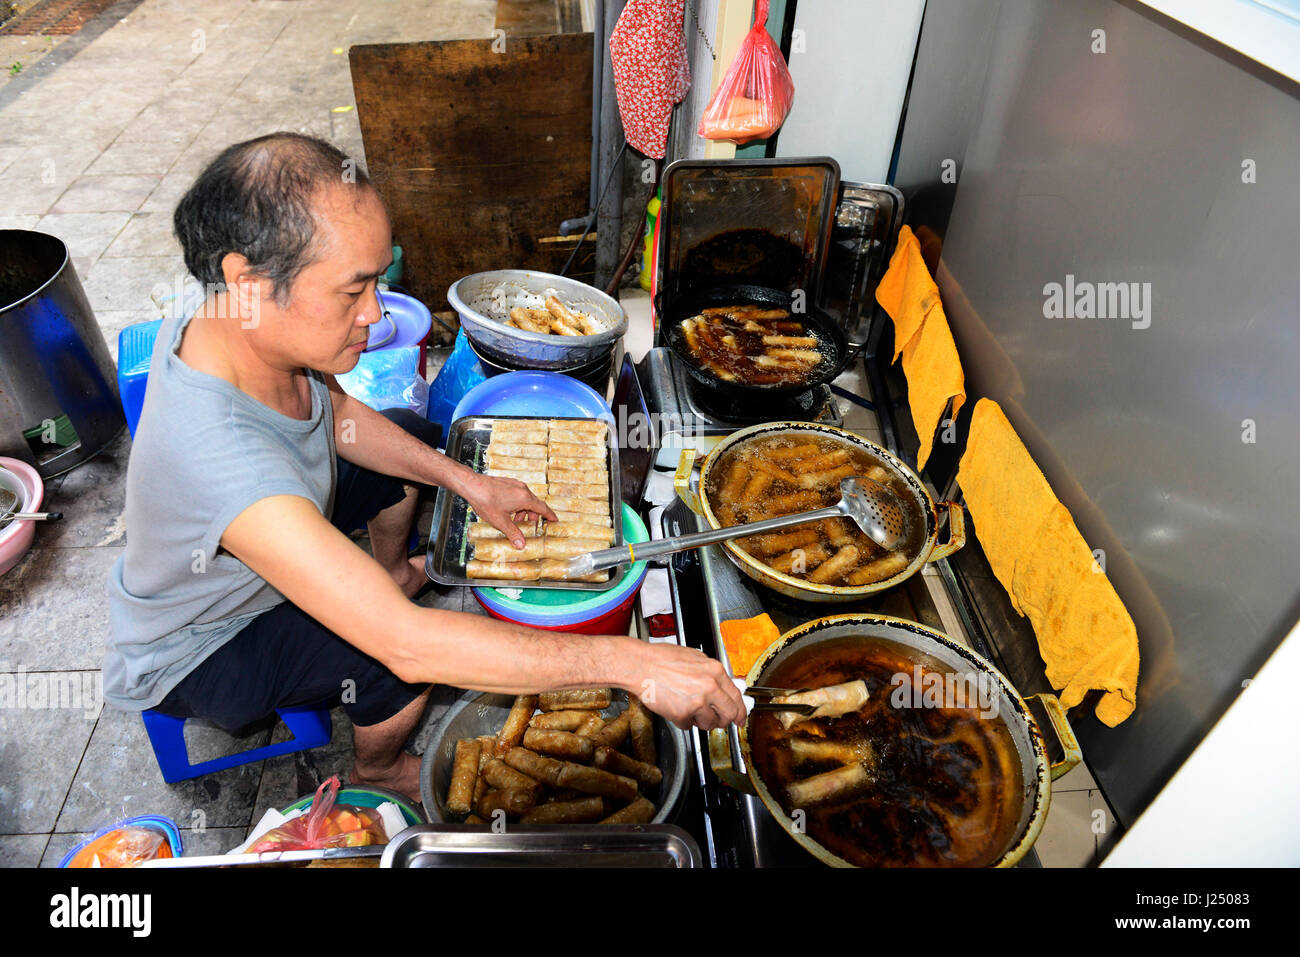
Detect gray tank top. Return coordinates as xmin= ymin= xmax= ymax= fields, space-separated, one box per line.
xmin=103 ymin=310 xmax=336 ymax=710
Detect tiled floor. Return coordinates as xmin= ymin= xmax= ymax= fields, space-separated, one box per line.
xmin=0 ymin=0 xmax=499 ymax=868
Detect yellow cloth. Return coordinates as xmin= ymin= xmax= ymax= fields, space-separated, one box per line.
xmin=719 ymin=613 xmax=781 ymax=678
xmin=876 ymin=225 xmax=965 ymax=469
xmin=958 ymin=399 xmax=1139 ymax=726
xmin=1013 ymin=505 xmax=1140 ymax=727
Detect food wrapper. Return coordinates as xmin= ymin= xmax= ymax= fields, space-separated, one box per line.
xmin=246 ymin=776 xmax=388 ymax=853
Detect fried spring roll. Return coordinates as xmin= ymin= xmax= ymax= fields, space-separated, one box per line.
xmin=739 ymin=472 xmax=774 ymax=504
xmin=494 ymin=694 xmax=539 ymax=756
xmin=822 ymin=517 xmax=858 ymax=547
xmin=574 ymin=713 xmax=606 ymax=737
xmin=797 ymin=463 xmax=857 ymax=490
xmin=446 ymin=738 xmax=481 ymax=816
xmin=767 ymin=348 xmax=823 ymax=363
xmin=748 ymin=527 xmax=820 ymax=557
xmin=762 ymin=335 xmax=819 ymax=347
xmin=718 ymin=462 xmax=749 ymax=501
xmin=549 ymin=315 xmax=583 ymax=336
xmin=529 ymin=710 xmax=588 ymax=731
xmin=786 ymin=763 xmax=873 ymax=808
xmin=767 ymin=443 xmax=823 ymax=462
xmin=540 ymin=688 xmax=612 ymax=711
xmin=600 ymin=797 xmax=657 ymax=825
xmin=477 ymin=787 xmax=537 ymax=818
xmin=509 ymin=306 xmax=550 ymax=333
xmin=520 ymin=795 xmax=607 ymax=825
xmin=627 ymin=695 xmax=656 ymax=765
xmin=556 ymin=762 xmax=639 ymax=802
xmin=847 ymin=550 xmax=910 ymax=585
xmin=591 ymin=710 xmax=632 ymax=749
xmin=762 ymin=490 xmax=822 ymax=515
xmin=807 ymin=544 xmax=860 ymax=585
xmin=522 ymin=728 xmax=596 ymax=761
xmin=503 ymin=747 xmax=565 ymax=788
xmin=681 ymin=318 xmax=701 ymax=352
xmin=749 ymin=459 xmax=796 ymax=483
xmin=481 ymin=758 xmax=544 ymax=797
xmin=773 ymin=680 xmax=870 ymax=730
xmin=594 ymin=745 xmax=663 ymax=788
xmin=798 ymin=449 xmax=851 ymax=473
xmin=464 ymin=814 xmax=488 ymax=826
xmin=473 ymin=539 xmax=545 ymax=563
xmin=766 ymin=542 xmax=830 ymax=575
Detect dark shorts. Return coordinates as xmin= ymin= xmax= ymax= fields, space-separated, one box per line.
xmin=154 ymin=409 xmax=441 ymax=731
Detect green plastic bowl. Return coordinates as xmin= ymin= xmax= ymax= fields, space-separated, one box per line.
xmin=280 ymin=785 xmax=425 ymax=828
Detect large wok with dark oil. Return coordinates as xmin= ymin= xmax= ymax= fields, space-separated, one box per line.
xmin=709 ymin=614 xmax=1081 ymax=867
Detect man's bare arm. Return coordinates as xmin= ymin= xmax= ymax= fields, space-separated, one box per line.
xmin=321 ymin=374 xmax=554 ymax=546
xmin=220 ymin=495 xmax=745 ymax=729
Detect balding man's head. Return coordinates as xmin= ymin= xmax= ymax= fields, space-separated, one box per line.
xmin=174 ymin=133 xmax=374 ymax=306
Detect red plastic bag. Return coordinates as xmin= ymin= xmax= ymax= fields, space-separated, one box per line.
xmin=697 ymin=0 xmax=795 ymax=144
xmin=247 ymin=776 xmax=387 ymax=852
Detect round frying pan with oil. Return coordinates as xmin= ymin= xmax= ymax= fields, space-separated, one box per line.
xmin=661 ymin=284 xmax=851 ymax=399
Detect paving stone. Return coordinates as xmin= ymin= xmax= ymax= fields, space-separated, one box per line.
xmin=0 ymin=683 xmax=100 ymax=833
xmin=0 ymin=544 xmax=122 ymax=672
xmin=33 ymin=211 xmax=131 ymax=261
xmin=82 ymin=253 xmax=185 ymax=314
xmin=39 ymin=429 xmax=131 ymax=550
xmin=101 ymin=210 xmax=182 ymax=258
xmin=0 ymin=833 xmax=50 ymax=867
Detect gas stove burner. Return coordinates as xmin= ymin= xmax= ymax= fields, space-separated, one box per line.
xmin=686 ymin=377 xmax=829 ymax=425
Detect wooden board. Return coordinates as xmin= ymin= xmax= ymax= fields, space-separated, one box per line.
xmin=350 ymin=33 xmax=594 ymax=332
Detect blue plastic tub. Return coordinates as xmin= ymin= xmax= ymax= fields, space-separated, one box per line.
xmin=452 ymin=370 xmax=613 ymax=424
xmin=59 ymin=814 xmax=183 ymax=867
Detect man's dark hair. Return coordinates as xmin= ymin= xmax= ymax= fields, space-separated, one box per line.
xmin=173 ymin=132 xmax=372 ymax=306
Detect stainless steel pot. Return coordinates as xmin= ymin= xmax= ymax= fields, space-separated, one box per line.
xmin=710 ymin=613 xmax=1081 ymax=867
xmin=448 ymin=270 xmax=628 ymax=370
xmin=675 ymin=422 xmax=965 ymax=602
xmin=420 ymin=688 xmax=688 ymax=824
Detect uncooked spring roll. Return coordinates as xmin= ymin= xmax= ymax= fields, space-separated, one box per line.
xmin=543 ymin=537 xmax=610 ymax=560
xmin=473 ymin=539 xmax=545 ymax=563
xmin=465 ymin=559 xmax=542 ymax=580
xmin=546 ymin=496 xmax=609 ymax=517
xmin=548 ymin=442 xmax=606 ymax=461
xmin=551 ymin=510 xmax=612 ymax=526
xmin=542 ymin=522 xmax=615 ymax=544
xmin=790 ymin=738 xmax=874 ymax=765
xmin=786 ymin=763 xmax=873 ymax=808
xmin=547 ymin=483 xmax=607 ymax=501
xmin=547 ymin=468 xmax=608 ymax=487
xmin=486 ymin=442 xmax=547 ymax=459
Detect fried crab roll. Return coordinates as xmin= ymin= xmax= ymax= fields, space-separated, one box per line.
xmin=481 ymin=758 xmax=545 ymax=798
xmin=503 ymin=747 xmax=565 ymax=788
xmin=529 ymin=710 xmax=588 ymax=731
xmin=766 ymin=542 xmax=830 ymax=576
xmin=593 ymin=745 xmax=663 ymax=788
xmin=786 ymin=763 xmax=873 ymax=808
xmin=520 ymin=795 xmax=607 ymax=825
xmin=590 ymin=710 xmax=632 ymax=749
xmin=476 ymin=787 xmax=537 ymax=818
xmin=522 ymin=728 xmax=596 ymax=761
xmin=446 ymin=738 xmax=481 ymax=816
xmin=556 ymin=762 xmax=639 ymax=802
xmin=494 ymin=694 xmax=539 ymax=756
xmin=846 ymin=550 xmax=911 ymax=585
xmin=573 ymin=712 xmax=606 ymax=737
xmin=599 ymin=797 xmax=657 ymax=826
xmin=626 ymin=695 xmax=656 ymax=765
xmin=540 ymin=688 xmax=612 ymax=711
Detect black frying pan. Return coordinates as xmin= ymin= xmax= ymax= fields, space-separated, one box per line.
xmin=661 ymin=283 xmax=851 ymax=399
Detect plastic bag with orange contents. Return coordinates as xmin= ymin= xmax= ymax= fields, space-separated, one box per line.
xmin=697 ymin=0 xmax=795 ymax=145
xmin=63 ymin=816 xmax=180 ymax=867
xmin=247 ymin=776 xmax=387 ymax=852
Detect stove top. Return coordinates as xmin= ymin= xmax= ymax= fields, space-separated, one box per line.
xmin=644 ymin=347 xmax=843 ymax=467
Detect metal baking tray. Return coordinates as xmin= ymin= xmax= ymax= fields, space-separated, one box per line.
xmin=425 ymin=415 xmax=625 ymax=591
xmin=381 ymin=825 xmax=702 ymax=868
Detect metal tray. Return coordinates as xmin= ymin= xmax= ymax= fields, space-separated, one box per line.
xmin=420 ymin=689 xmax=689 ymax=825
xmin=141 ymin=846 xmax=386 ymax=868
xmin=425 ymin=415 xmax=625 ymax=591
xmin=381 ymin=824 xmax=702 ymax=868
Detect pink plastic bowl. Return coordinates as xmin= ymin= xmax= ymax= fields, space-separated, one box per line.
xmin=0 ymin=457 xmax=44 ymax=576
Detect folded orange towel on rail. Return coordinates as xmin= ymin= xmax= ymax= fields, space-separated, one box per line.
xmin=719 ymin=613 xmax=782 ymax=678
xmin=958 ymin=400 xmax=1139 ymax=726
xmin=875 ymin=226 xmax=965 ymax=470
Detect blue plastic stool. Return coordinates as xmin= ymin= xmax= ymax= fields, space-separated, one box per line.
xmin=117 ymin=319 xmax=163 ymax=437
xmin=141 ymin=704 xmax=333 ymax=784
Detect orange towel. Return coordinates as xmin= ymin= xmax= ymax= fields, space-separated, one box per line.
xmin=875 ymin=225 xmax=941 ymax=360
xmin=957 ymin=399 xmax=1139 ymax=726
xmin=719 ymin=613 xmax=781 ymax=678
xmin=875 ymin=225 xmax=965 ymax=470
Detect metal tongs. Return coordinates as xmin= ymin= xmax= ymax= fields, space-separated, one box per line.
xmin=564 ymin=476 xmax=908 ymax=578
xmin=745 ymin=685 xmax=816 ymax=715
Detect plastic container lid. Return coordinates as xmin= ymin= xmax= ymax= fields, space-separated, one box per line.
xmin=368 ymin=290 xmax=432 ymax=351
xmin=452 ymin=370 xmax=613 ymax=424
xmin=473 ymin=503 xmax=648 ymax=626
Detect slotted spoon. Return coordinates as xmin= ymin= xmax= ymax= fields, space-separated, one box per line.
xmin=564 ymin=476 xmax=908 ymax=578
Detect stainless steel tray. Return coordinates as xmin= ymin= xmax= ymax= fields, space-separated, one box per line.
xmin=381 ymin=825 xmax=702 ymax=868
xmin=425 ymin=415 xmax=625 ymax=591
xmin=420 ymin=689 xmax=689 ymax=825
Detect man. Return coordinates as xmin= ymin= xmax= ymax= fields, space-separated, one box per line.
xmin=104 ymin=132 xmax=744 ymax=800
